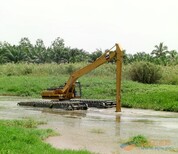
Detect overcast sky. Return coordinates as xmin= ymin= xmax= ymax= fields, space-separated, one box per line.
xmin=0 ymin=0 xmax=178 ymax=54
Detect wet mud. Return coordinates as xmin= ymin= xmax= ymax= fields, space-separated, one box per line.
xmin=0 ymin=96 xmax=178 ymax=154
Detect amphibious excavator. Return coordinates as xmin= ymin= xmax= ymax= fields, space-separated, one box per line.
xmin=18 ymin=43 xmax=123 ymax=112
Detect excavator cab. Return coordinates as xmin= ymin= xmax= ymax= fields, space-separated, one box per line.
xmin=41 ymin=81 xmax=81 ymax=100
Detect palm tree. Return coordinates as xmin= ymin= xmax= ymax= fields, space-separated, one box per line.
xmin=32 ymin=39 xmax=50 ymax=63
xmin=5 ymin=45 xmax=28 ymax=63
xmin=151 ymin=42 xmax=168 ymax=58
xmin=49 ymin=37 xmax=66 ymax=63
xmin=0 ymin=42 xmax=7 ymax=63
xmin=89 ymin=49 xmax=102 ymax=62
xmin=151 ymin=42 xmax=169 ymax=65
xmin=168 ymin=50 xmax=177 ymax=59
xmin=133 ymin=52 xmax=153 ymax=62
xmin=167 ymin=50 xmax=178 ymax=65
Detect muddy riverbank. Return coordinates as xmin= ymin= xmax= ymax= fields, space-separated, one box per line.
xmin=0 ymin=96 xmax=178 ymax=154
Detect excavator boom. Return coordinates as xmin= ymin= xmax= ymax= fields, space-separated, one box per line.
xmin=62 ymin=49 xmax=116 ymax=93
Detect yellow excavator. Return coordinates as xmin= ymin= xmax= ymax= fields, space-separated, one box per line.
xmin=18 ymin=43 xmax=123 ymax=112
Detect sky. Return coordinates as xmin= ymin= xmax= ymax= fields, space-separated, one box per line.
xmin=0 ymin=0 xmax=178 ymax=54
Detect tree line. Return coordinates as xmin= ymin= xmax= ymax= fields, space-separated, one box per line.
xmin=123 ymin=42 xmax=178 ymax=65
xmin=0 ymin=37 xmax=100 ymax=64
xmin=0 ymin=37 xmax=177 ymax=65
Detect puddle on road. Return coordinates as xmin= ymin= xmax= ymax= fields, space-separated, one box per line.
xmin=0 ymin=96 xmax=178 ymax=154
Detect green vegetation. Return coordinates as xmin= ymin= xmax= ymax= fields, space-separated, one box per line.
xmin=123 ymin=135 xmax=150 ymax=147
xmin=0 ymin=38 xmax=178 ymax=65
xmin=123 ymin=135 xmax=178 ymax=152
xmin=123 ymin=42 xmax=178 ymax=65
xmin=122 ymin=81 xmax=178 ymax=112
xmin=0 ymin=37 xmax=102 ymax=64
xmin=0 ymin=119 xmax=91 ymax=154
xmin=129 ymin=61 xmax=161 ymax=84
xmin=0 ymin=63 xmax=178 ymax=112
xmin=0 ymin=118 xmax=45 ymax=128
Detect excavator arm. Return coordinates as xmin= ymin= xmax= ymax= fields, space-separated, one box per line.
xmin=62 ymin=49 xmax=116 ymax=94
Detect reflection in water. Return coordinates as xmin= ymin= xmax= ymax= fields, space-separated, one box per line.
xmin=115 ymin=114 xmax=121 ymax=138
xmin=41 ymin=108 xmax=87 ymax=118
xmin=116 ymin=114 xmax=121 ymax=123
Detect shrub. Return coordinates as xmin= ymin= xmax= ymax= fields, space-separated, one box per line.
xmin=159 ymin=65 xmax=178 ymax=85
xmin=130 ymin=135 xmax=149 ymax=147
xmin=129 ymin=61 xmax=162 ymax=84
xmin=66 ymin=64 xmax=76 ymax=74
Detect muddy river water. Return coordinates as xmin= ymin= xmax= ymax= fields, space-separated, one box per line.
xmin=0 ymin=96 xmax=178 ymax=154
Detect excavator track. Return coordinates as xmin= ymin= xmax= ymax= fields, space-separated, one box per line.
xmin=18 ymin=100 xmax=88 ymax=110
xmin=71 ymin=99 xmax=116 ymax=108
xmin=18 ymin=99 xmax=115 ymax=110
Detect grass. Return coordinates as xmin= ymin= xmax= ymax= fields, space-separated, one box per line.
xmin=0 ymin=118 xmax=44 ymax=128
xmin=0 ymin=75 xmax=178 ymax=112
xmin=122 ymin=81 xmax=178 ymax=112
xmin=0 ymin=119 xmax=92 ymax=154
xmin=124 ymin=135 xmax=150 ymax=147
xmin=0 ymin=63 xmax=178 ymax=112
xmin=122 ymin=135 xmax=178 ymax=152
xmin=159 ymin=65 xmax=178 ymax=85
xmin=0 ymin=74 xmax=116 ymax=99
xmin=0 ymin=75 xmax=68 ymax=97
xmin=0 ymin=63 xmax=116 ymax=77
